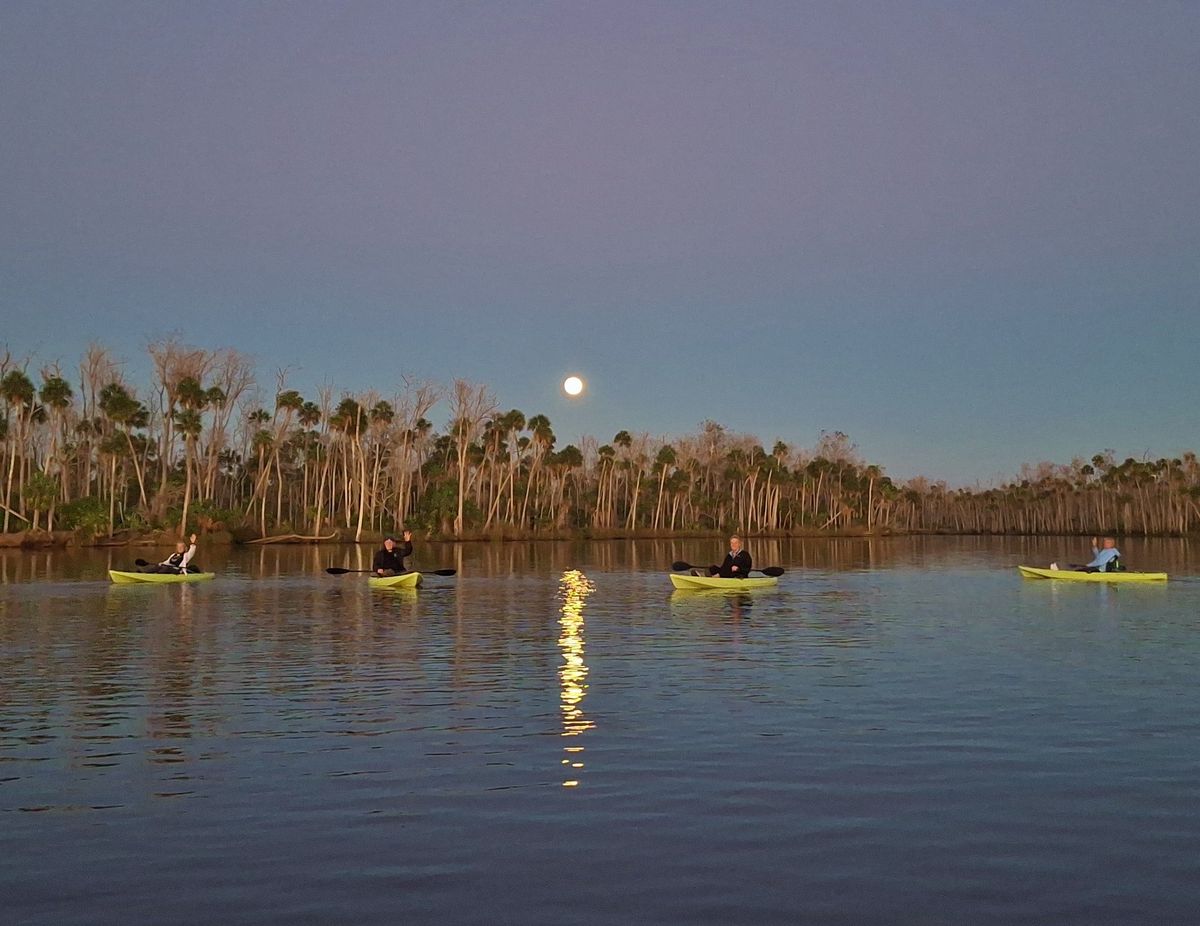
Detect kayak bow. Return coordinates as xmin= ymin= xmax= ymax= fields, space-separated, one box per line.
xmin=1017 ymin=565 xmax=1167 ymax=583
xmin=367 ymin=571 xmax=423 ymax=589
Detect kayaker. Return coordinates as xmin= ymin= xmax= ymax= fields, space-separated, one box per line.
xmin=144 ymin=533 xmax=199 ymax=574
xmin=706 ymin=534 xmax=752 ymax=579
xmin=373 ymin=531 xmax=414 ymax=576
xmin=1082 ymin=536 xmax=1122 ymax=573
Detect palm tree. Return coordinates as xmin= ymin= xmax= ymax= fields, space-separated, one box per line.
xmin=200 ymin=385 xmax=228 ymax=499
xmin=175 ymin=406 xmax=204 ymax=534
xmin=551 ymin=444 xmax=584 ymax=527
xmin=23 ymin=472 xmax=58 ymax=532
xmin=368 ymin=399 xmax=395 ymax=531
xmin=1 ymin=370 xmax=35 ymax=531
xmin=612 ymin=430 xmax=632 ymax=527
xmin=294 ymin=401 xmax=322 ymax=527
xmin=593 ymin=443 xmax=616 ymax=529
xmin=270 ymin=390 xmax=305 ymax=526
xmin=651 ymin=444 xmax=676 ymax=530
xmin=519 ymin=414 xmax=555 ymax=529
xmin=39 ymin=375 xmax=74 ymax=504
xmin=328 ymin=397 xmax=369 ymax=538
xmin=481 ymin=409 xmax=524 ymax=530
xmin=172 ymin=377 xmax=210 ymax=534
xmin=99 ymin=382 xmax=151 ymax=510
xmin=244 ymin=407 xmax=273 ymax=533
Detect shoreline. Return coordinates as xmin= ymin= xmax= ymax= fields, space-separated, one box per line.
xmin=3 ymin=526 xmax=1198 ymax=550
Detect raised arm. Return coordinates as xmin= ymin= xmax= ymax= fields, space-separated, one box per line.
xmin=180 ymin=533 xmax=198 ymax=569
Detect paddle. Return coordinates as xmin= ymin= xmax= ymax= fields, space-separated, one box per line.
xmin=670 ymin=560 xmax=785 ymax=578
xmin=325 ymin=567 xmax=458 ymax=577
xmin=134 ymin=558 xmax=202 ymax=573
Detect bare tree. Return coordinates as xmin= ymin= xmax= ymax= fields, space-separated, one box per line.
xmin=449 ymin=380 xmax=496 ymax=535
xmin=148 ymin=338 xmax=213 ymax=516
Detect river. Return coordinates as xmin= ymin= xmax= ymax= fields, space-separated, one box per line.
xmin=2 ymin=537 xmax=1198 ymax=924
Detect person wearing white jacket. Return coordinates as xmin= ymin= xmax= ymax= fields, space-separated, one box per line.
xmin=147 ymin=533 xmax=199 ymax=574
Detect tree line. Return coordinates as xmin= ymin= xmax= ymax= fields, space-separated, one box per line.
xmin=2 ymin=342 xmax=1199 ymax=539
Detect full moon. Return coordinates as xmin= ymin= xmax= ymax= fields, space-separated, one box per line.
xmin=563 ymin=375 xmax=584 ymax=397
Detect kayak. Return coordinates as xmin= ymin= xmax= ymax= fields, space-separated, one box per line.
xmin=109 ymin=570 xmax=216 ymax=585
xmin=670 ymin=573 xmax=779 ymax=591
xmin=1017 ymin=566 xmax=1167 ymax=583
xmin=367 ymin=571 xmax=423 ymax=589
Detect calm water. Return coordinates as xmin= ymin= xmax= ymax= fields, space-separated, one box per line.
xmin=2 ymin=537 xmax=1199 ymax=925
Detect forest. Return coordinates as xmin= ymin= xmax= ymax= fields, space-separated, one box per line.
xmin=2 ymin=341 xmax=1199 ymax=541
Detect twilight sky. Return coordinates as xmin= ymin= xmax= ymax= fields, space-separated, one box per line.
xmin=2 ymin=1 xmax=1197 ymax=483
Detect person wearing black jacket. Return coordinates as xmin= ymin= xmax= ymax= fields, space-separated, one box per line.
xmin=372 ymin=531 xmax=413 ymax=576
xmin=708 ymin=534 xmax=752 ymax=578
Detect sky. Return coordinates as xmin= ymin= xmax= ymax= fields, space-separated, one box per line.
xmin=2 ymin=1 xmax=1197 ymax=484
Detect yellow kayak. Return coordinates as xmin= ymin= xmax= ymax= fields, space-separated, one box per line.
xmin=109 ymin=570 xmax=216 ymax=584
xmin=670 ymin=573 xmax=779 ymax=591
xmin=1018 ymin=566 xmax=1167 ymax=583
xmin=367 ymin=571 xmax=423 ymax=589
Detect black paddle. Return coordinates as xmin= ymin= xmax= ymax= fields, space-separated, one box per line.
xmin=134 ymin=558 xmax=203 ymax=572
xmin=132 ymin=557 xmax=198 ymax=575
xmin=670 ymin=560 xmax=785 ymax=577
xmin=325 ymin=567 xmax=458 ymax=577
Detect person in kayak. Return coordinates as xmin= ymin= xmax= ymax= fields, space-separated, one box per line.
xmin=373 ymin=531 xmax=413 ymax=576
xmin=1081 ymin=536 xmax=1122 ymax=573
xmin=705 ymin=534 xmax=752 ymax=578
xmin=143 ymin=533 xmax=200 ymax=574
